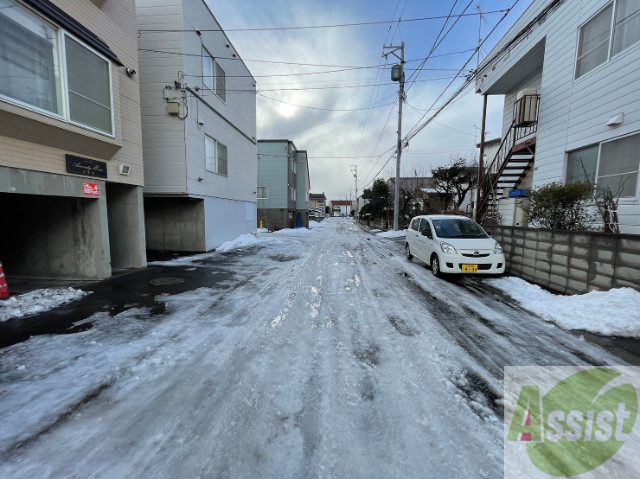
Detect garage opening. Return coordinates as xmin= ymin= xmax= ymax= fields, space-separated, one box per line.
xmin=0 ymin=192 xmax=105 ymax=280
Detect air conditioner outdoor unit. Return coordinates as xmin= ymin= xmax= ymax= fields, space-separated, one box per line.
xmin=516 ymin=88 xmax=538 ymax=100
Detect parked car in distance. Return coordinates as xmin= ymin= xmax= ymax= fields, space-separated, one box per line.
xmin=405 ymin=215 xmax=506 ymax=277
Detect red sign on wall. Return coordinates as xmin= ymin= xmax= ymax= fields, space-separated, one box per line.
xmin=83 ymin=183 xmax=100 ymax=196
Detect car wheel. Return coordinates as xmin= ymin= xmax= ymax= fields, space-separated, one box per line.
xmin=405 ymin=243 xmax=413 ymax=260
xmin=431 ymin=254 xmax=441 ymax=277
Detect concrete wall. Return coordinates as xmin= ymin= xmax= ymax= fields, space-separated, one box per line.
xmin=0 ymin=166 xmax=113 ymax=279
xmin=0 ymin=193 xmax=109 ymax=279
xmin=483 ymin=225 xmax=640 ymax=294
xmin=258 ymin=208 xmax=294 ymax=231
xmin=106 ymin=184 xmax=147 ymax=270
xmin=144 ymin=197 xmax=206 ymax=251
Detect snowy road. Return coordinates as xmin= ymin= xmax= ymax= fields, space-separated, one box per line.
xmin=0 ymin=219 xmax=625 ymax=478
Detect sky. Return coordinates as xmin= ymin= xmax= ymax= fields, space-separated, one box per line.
xmin=209 ymin=0 xmax=535 ymax=201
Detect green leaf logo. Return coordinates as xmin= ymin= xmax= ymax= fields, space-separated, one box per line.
xmin=526 ymin=368 xmax=638 ymax=476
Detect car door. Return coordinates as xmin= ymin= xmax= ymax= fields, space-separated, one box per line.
xmin=407 ymin=218 xmax=421 ymax=255
xmin=416 ymin=218 xmax=433 ymax=262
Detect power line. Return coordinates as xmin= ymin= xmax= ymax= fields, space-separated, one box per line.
xmin=139 ymin=47 xmax=477 ymax=68
xmin=137 ymin=10 xmax=510 ymax=35
xmin=257 ymin=92 xmax=396 ymax=112
xmin=403 ymin=1 xmax=521 ymax=144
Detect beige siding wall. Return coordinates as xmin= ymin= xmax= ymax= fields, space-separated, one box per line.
xmin=136 ymin=0 xmax=188 ymax=194
xmin=0 ymin=0 xmax=144 ymax=186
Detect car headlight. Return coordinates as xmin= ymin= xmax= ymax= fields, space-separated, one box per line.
xmin=493 ymin=242 xmax=503 ymax=254
xmin=440 ymin=241 xmax=457 ymax=254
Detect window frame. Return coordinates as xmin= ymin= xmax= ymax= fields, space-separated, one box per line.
xmin=204 ymin=134 xmax=228 ymax=177
xmin=0 ymin=0 xmax=115 ymax=137
xmin=575 ymin=0 xmax=640 ymax=80
xmin=566 ymin=133 xmax=640 ymax=200
xmin=62 ymin=33 xmax=115 ymax=136
xmin=257 ymin=186 xmax=268 ymax=199
xmin=201 ymin=47 xmax=226 ymax=103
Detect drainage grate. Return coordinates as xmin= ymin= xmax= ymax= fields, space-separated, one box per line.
xmin=149 ymin=277 xmax=185 ymax=286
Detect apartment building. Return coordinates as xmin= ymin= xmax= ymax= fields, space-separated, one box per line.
xmin=475 ymin=0 xmax=640 ymax=233
xmin=0 ymin=0 xmax=146 ymax=280
xmin=137 ymin=0 xmax=257 ymax=251
xmin=257 ymin=140 xmax=310 ymax=230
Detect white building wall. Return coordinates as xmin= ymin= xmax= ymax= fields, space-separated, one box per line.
xmin=204 ymin=197 xmax=256 ymax=250
xmin=137 ymin=0 xmax=257 ymax=248
xmin=479 ymin=0 xmax=640 ymax=234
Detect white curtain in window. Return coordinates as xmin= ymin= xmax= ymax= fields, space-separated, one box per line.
xmin=598 ymin=133 xmax=640 ymax=197
xmin=202 ymin=49 xmax=213 ymax=90
xmin=612 ymin=0 xmax=640 ymax=55
xmin=205 ymin=135 xmax=215 ymax=172
xmin=0 ymin=0 xmax=62 ymax=114
xmin=576 ymin=4 xmax=613 ymax=78
xmin=66 ymin=37 xmax=111 ymax=133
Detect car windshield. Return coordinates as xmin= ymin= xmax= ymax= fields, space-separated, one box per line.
xmin=431 ymin=218 xmax=488 ymax=238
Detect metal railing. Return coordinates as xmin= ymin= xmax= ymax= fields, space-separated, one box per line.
xmin=476 ymin=95 xmax=540 ymax=221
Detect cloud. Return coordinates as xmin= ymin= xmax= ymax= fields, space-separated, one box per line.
xmin=208 ymin=0 xmax=523 ymax=200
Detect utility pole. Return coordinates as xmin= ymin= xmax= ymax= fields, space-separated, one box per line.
xmin=383 ymin=42 xmax=405 ymax=231
xmin=351 ymin=164 xmax=358 ymax=222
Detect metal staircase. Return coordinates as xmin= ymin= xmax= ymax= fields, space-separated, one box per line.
xmin=476 ymin=94 xmax=540 ymax=223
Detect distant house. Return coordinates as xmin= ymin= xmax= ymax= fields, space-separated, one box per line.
xmin=475 ymin=0 xmax=640 ymax=232
xmin=331 ymin=200 xmax=353 ymax=217
xmin=257 ymin=140 xmax=310 ymax=230
xmin=137 ymin=0 xmax=257 ymax=252
xmin=309 ymin=193 xmax=327 ymax=220
xmin=387 ymin=177 xmax=451 ymax=216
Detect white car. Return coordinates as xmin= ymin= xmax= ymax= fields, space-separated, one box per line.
xmin=405 ymin=215 xmax=506 ymax=277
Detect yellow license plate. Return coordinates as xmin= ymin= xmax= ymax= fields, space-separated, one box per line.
xmin=462 ymin=264 xmax=478 ymax=272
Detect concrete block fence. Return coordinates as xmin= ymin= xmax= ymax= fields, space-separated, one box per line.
xmin=482 ymin=225 xmax=640 ymax=295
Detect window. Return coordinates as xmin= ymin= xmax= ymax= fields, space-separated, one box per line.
xmin=0 ymin=0 xmax=113 ymax=134
xmin=567 ymin=145 xmax=599 ymax=184
xmin=576 ymin=4 xmax=613 ymax=78
xmin=65 ymin=37 xmax=112 ymax=133
xmin=599 ymin=134 xmax=640 ymax=197
xmin=576 ymin=1 xmax=640 ymax=79
xmin=566 ymin=133 xmax=640 ymax=198
xmin=202 ymin=48 xmax=226 ymax=102
xmin=257 ymin=186 xmax=268 ymax=199
xmin=612 ymin=0 xmax=640 ymax=55
xmin=205 ymin=135 xmax=228 ymax=176
xmin=410 ymin=218 xmax=420 ymax=231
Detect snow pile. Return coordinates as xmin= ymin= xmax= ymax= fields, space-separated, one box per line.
xmin=489 ymin=276 xmax=640 ymax=338
xmin=256 ymin=228 xmax=269 ymax=233
xmin=216 ymin=233 xmax=263 ymax=252
xmin=369 ymin=229 xmax=382 ymax=233
xmin=0 ymin=288 xmax=89 ymax=322
xmin=376 ymin=229 xmax=406 ymax=238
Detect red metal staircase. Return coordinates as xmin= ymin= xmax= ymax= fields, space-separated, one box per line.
xmin=476 ymin=94 xmax=540 ymax=223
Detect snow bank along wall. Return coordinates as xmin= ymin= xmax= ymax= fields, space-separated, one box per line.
xmin=483 ymin=226 xmax=640 ymax=295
